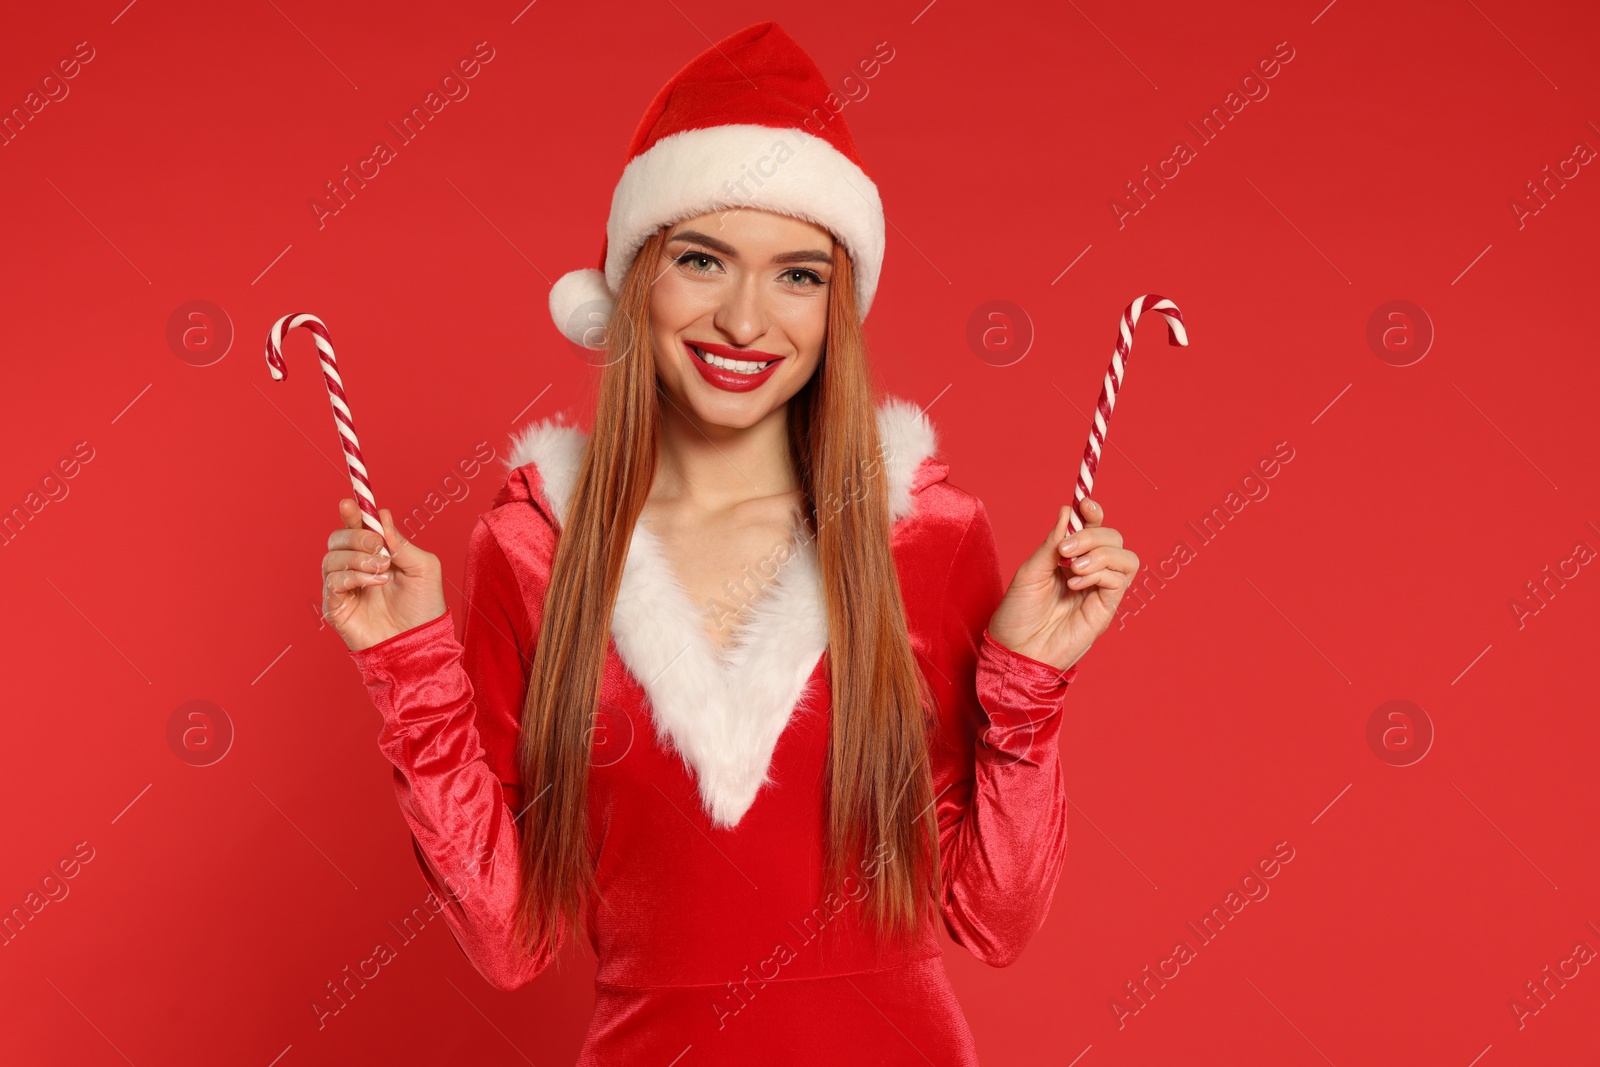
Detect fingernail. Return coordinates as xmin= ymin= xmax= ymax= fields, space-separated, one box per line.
xmin=373 ymin=571 xmax=388 ymax=581
xmin=1060 ymin=538 xmax=1078 ymax=554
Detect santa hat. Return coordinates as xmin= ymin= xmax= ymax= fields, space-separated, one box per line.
xmin=548 ymin=21 xmax=885 ymax=348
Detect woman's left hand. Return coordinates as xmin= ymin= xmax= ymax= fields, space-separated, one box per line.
xmin=986 ymin=497 xmax=1137 ymax=672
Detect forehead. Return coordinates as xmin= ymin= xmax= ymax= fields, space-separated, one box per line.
xmin=667 ymin=208 xmax=835 ymax=250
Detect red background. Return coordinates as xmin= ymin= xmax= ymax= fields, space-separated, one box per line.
xmin=2 ymin=1 xmax=1595 ymax=1064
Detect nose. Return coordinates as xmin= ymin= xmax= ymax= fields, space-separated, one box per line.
xmin=711 ymin=273 xmax=770 ymax=346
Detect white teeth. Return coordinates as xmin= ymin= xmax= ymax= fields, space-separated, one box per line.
xmin=692 ymin=345 xmax=771 ymax=374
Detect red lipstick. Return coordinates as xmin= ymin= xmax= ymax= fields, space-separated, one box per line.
xmin=684 ymin=340 xmax=785 ymax=393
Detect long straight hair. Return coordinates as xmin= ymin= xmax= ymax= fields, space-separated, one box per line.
xmin=511 ymin=224 xmax=941 ymax=956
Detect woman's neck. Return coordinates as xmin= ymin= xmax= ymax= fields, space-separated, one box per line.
xmin=649 ymin=401 xmax=799 ymax=513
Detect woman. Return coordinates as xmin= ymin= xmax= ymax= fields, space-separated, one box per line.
xmin=322 ymin=22 xmax=1138 ymax=1064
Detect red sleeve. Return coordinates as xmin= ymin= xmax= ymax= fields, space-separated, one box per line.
xmin=347 ymin=515 xmax=563 ymax=991
xmin=932 ymin=497 xmax=1078 ymax=967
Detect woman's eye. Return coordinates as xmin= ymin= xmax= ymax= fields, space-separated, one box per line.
xmin=677 ymin=252 xmax=719 ymax=272
xmin=675 ymin=253 xmax=821 ymax=289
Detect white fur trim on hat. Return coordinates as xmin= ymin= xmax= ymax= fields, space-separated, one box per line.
xmin=604 ymin=124 xmax=884 ymax=318
xmin=549 ymin=268 xmax=614 ymax=348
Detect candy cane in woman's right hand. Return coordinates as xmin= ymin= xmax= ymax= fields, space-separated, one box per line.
xmin=1068 ymin=295 xmax=1189 ymax=535
xmin=322 ymin=500 xmax=446 ymax=653
xmin=265 ymin=312 xmax=389 ymax=557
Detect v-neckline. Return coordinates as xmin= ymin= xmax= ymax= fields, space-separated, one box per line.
xmin=501 ymin=396 xmax=943 ymax=829
xmin=611 ymin=505 xmax=830 ymax=827
xmin=635 ymin=504 xmax=809 ymax=665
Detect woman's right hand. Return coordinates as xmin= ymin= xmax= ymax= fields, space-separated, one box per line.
xmin=322 ymin=499 xmax=447 ymax=652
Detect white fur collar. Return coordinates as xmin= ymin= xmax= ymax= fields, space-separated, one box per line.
xmin=501 ymin=397 xmax=940 ymax=828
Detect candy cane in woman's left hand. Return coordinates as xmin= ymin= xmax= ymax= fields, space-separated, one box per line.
xmin=265 ymin=313 xmax=389 ymax=557
xmin=1067 ymin=295 xmax=1188 ymax=536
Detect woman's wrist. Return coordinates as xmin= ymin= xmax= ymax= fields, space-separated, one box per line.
xmin=981 ymin=628 xmax=1081 ymax=683
xmin=349 ymin=610 xmax=454 ymax=659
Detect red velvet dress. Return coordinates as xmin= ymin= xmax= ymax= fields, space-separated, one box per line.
xmin=348 ymin=401 xmax=1079 ymax=1064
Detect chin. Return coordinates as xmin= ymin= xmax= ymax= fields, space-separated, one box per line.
xmin=657 ymin=340 xmax=784 ymax=426
xmin=683 ymin=390 xmax=776 ymax=431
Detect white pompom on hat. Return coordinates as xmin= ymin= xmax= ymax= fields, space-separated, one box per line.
xmin=549 ymin=21 xmax=886 ymax=348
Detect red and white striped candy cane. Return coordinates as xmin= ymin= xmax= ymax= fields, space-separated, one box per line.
xmin=264 ymin=313 xmax=389 ymax=557
xmin=1068 ymin=295 xmax=1189 ymax=535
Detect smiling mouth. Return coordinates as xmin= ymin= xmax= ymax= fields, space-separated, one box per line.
xmin=687 ymin=343 xmax=783 ymax=375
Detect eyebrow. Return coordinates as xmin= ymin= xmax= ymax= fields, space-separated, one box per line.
xmin=667 ymin=229 xmax=833 ymax=266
